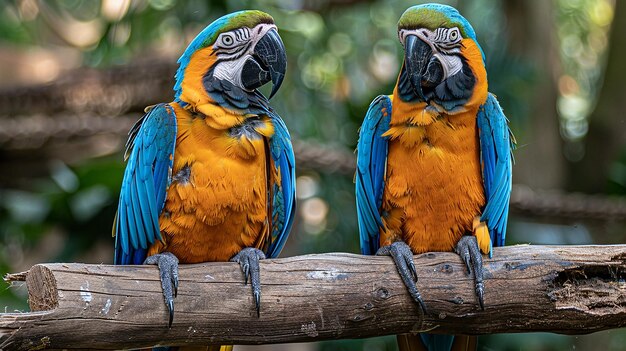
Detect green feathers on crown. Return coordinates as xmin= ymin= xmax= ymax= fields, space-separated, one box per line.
xmin=200 ymin=10 xmax=274 ymax=47
xmin=397 ymin=4 xmax=476 ymax=40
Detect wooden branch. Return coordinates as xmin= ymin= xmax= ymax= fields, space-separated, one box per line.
xmin=2 ymin=245 xmax=626 ymax=350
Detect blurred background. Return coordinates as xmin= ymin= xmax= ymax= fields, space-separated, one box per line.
xmin=1 ymin=0 xmax=625 ymax=350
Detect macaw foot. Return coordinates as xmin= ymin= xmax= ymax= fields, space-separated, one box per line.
xmin=144 ymin=252 xmax=179 ymax=327
xmin=376 ymin=241 xmax=427 ymax=313
xmin=455 ymin=235 xmax=485 ymax=310
xmin=230 ymin=247 xmax=266 ymax=317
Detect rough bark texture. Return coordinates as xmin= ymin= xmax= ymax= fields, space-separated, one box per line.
xmin=2 ymin=245 xmax=626 ymax=350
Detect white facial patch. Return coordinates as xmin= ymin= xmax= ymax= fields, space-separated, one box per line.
xmin=211 ymin=23 xmax=278 ymax=91
xmin=212 ymin=58 xmax=250 ymax=89
xmin=434 ymin=52 xmax=462 ymax=78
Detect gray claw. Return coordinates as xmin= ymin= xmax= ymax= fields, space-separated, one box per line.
xmin=406 ymin=254 xmax=419 ymax=282
xmin=144 ymin=252 xmax=179 ymax=327
xmin=167 ymin=299 xmax=174 ymax=327
xmin=174 ymin=275 xmax=179 ymax=298
xmin=243 ymin=262 xmax=250 ymax=285
xmin=231 ymin=247 xmax=266 ymax=317
xmin=254 ymin=290 xmax=261 ymax=317
xmin=477 ymin=281 xmax=485 ymax=310
xmin=377 ymin=241 xmax=427 ymax=313
xmin=455 ymin=235 xmax=485 ymax=310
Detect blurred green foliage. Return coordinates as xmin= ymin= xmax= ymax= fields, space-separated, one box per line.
xmin=0 ymin=0 xmax=624 ymax=350
xmin=0 ymin=157 xmax=123 ymax=310
xmin=556 ymin=0 xmax=614 ymax=144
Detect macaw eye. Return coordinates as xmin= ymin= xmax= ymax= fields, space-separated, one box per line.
xmin=448 ymin=28 xmax=461 ymax=43
xmin=218 ymin=33 xmax=237 ymax=48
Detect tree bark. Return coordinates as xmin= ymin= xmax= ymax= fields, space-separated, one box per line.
xmin=2 ymin=245 xmax=626 ymax=350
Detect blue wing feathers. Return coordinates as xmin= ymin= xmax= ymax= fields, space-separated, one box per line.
xmin=356 ymin=174 xmax=382 ymax=255
xmin=134 ymin=177 xmax=152 ymax=248
xmin=478 ymin=93 xmax=515 ymax=249
xmin=132 ymin=249 xmax=147 ymax=266
xmin=125 ymin=187 xmax=141 ymax=250
xmin=131 ymin=180 xmax=147 ymax=249
xmin=118 ymin=201 xmax=130 ymax=254
xmin=153 ymin=159 xmax=170 ymax=212
xmin=138 ymin=152 xmax=161 ymax=237
xmin=114 ymin=104 xmax=177 ymax=265
xmin=265 ymin=114 xmax=296 ymax=259
xmin=355 ymin=95 xmax=392 ymax=255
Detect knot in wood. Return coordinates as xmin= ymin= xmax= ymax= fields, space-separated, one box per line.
xmin=376 ymin=287 xmax=390 ymax=299
xmin=439 ymin=264 xmax=454 ymax=274
xmin=450 ymin=296 xmax=464 ymax=304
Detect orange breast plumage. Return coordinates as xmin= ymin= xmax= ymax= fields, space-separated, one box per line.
xmin=147 ymin=103 xmax=275 ymax=263
xmin=381 ymin=108 xmax=486 ymax=253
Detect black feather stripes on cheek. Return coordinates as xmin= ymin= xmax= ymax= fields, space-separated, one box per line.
xmin=203 ymin=69 xmax=252 ymax=110
xmin=202 ymin=68 xmax=272 ymax=115
xmin=432 ymin=63 xmax=475 ymax=111
xmin=398 ymin=56 xmax=476 ymax=113
xmin=398 ymin=64 xmax=421 ymax=103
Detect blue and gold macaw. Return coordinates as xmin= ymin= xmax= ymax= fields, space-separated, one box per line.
xmin=356 ymin=4 xmax=514 ymax=351
xmin=113 ymin=10 xmax=295 ymax=329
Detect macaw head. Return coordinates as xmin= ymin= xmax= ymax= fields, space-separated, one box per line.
xmin=174 ymin=10 xmax=286 ymax=113
xmin=395 ymin=4 xmax=487 ymax=113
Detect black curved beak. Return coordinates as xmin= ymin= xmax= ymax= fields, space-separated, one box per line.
xmin=404 ymin=35 xmax=444 ymax=99
xmin=241 ymin=28 xmax=287 ymax=99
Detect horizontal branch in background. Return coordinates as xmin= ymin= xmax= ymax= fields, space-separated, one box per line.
xmin=1 ymin=60 xmax=625 ymax=220
xmin=0 ymin=60 xmax=175 ymax=117
xmin=2 ymin=245 xmax=626 ymax=350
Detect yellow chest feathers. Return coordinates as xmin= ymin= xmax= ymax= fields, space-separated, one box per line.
xmin=153 ymin=103 xmax=275 ymax=262
xmin=384 ymin=110 xmax=484 ymax=193
xmin=381 ymin=108 xmax=486 ymax=251
xmin=171 ymin=103 xmax=275 ymax=162
xmin=384 ymin=103 xmax=480 ymax=156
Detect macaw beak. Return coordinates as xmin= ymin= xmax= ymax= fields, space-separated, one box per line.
xmin=241 ymin=28 xmax=287 ymax=99
xmin=404 ymin=35 xmax=444 ymax=99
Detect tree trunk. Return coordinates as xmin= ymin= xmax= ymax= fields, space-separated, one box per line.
xmin=504 ymin=0 xmax=565 ymax=190
xmin=568 ymin=1 xmax=626 ymax=193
